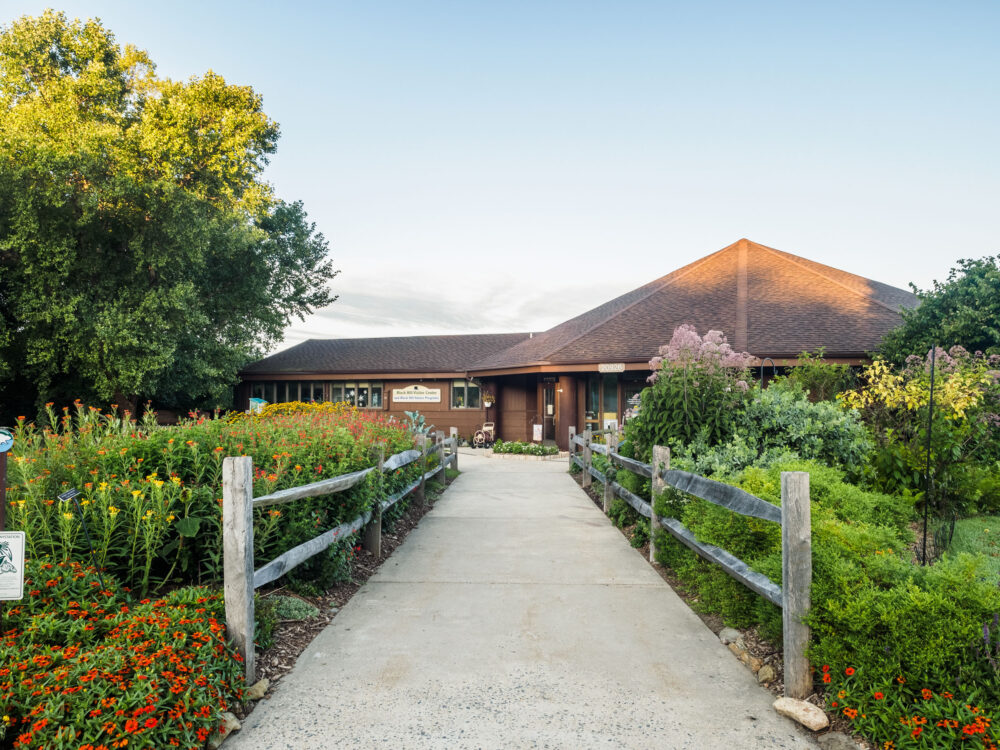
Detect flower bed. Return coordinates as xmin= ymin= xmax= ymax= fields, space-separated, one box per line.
xmin=0 ymin=561 xmax=243 ymax=749
xmin=5 ymin=402 xmax=420 ymax=593
xmin=491 ymin=440 xmax=559 ymax=456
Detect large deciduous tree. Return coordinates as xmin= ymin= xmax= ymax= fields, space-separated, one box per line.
xmin=0 ymin=11 xmax=337 ymax=417
xmin=880 ymin=256 xmax=1000 ymax=364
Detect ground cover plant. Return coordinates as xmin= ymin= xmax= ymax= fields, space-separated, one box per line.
xmin=0 ymin=561 xmax=244 ymax=749
xmin=617 ymin=324 xmax=1000 ymax=748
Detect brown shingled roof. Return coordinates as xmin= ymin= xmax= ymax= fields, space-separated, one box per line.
xmin=241 ymin=333 xmax=532 ymax=376
xmin=469 ymin=239 xmax=918 ymax=371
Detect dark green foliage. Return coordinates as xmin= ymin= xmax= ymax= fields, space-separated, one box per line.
xmin=0 ymin=11 xmax=338 ymax=419
xmin=880 ymin=255 xmax=1000 ymax=364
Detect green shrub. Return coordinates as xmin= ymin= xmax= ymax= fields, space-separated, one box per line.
xmin=492 ymin=440 xmax=559 ymax=456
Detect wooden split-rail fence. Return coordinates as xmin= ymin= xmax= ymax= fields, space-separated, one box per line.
xmin=222 ymin=432 xmax=459 ymax=683
xmin=569 ymin=426 xmax=812 ymax=700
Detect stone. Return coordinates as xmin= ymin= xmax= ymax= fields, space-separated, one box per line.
xmin=816 ymin=731 xmax=861 ymax=749
xmin=746 ymin=655 xmax=763 ymax=672
xmin=727 ymin=642 xmax=743 ymax=659
xmin=757 ymin=664 xmax=777 ymax=684
xmin=718 ymin=627 xmax=741 ymax=645
xmin=773 ymin=697 xmax=829 ymax=731
xmin=245 ymin=677 xmax=270 ymax=701
xmin=208 ymin=712 xmax=242 ymax=749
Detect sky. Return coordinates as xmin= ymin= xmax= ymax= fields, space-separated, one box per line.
xmin=5 ymin=1 xmax=1000 ymax=353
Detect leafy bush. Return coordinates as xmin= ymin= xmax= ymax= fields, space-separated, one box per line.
xmin=777 ymin=348 xmax=856 ymax=402
xmin=492 ymin=440 xmax=559 ymax=456
xmin=0 ymin=561 xmax=243 ymax=749
xmin=669 ymin=383 xmax=873 ymax=479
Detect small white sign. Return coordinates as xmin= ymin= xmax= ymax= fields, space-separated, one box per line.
xmin=0 ymin=531 xmax=25 ymax=601
xmin=0 ymin=427 xmax=13 ymax=453
xmin=598 ymin=363 xmax=625 ymax=373
xmin=532 ymin=424 xmax=543 ymax=442
xmin=392 ymin=385 xmax=442 ymax=403
xmin=603 ymin=418 xmax=619 ymax=431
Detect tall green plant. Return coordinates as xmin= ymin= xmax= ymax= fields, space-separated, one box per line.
xmin=626 ymin=325 xmax=755 ymax=460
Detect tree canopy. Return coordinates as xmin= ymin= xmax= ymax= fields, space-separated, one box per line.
xmin=0 ymin=11 xmax=337 ymax=417
xmin=880 ymin=256 xmax=1000 ymax=364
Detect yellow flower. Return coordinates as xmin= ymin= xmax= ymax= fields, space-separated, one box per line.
xmin=61 ymin=512 xmax=73 ymax=520
xmin=166 ymin=514 xmax=175 ymax=522
xmin=98 ymin=482 xmax=108 ymax=491
xmin=108 ymin=506 xmax=120 ymax=516
xmin=131 ymin=490 xmax=142 ymax=498
xmin=170 ymin=476 xmax=182 ymax=485
xmin=154 ymin=480 xmax=164 ymax=488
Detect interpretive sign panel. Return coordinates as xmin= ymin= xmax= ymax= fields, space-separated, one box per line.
xmin=0 ymin=531 xmax=25 ymax=601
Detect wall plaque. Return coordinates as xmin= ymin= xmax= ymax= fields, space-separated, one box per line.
xmin=598 ymin=363 xmax=626 ymax=373
xmin=392 ymin=385 xmax=442 ymax=403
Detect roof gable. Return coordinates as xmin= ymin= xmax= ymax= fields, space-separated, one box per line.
xmin=471 ymin=239 xmax=918 ymax=370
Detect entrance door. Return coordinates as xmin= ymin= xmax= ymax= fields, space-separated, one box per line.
xmin=542 ymin=382 xmax=556 ymax=441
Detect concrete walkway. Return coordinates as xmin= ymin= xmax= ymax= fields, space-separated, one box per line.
xmin=227 ymin=454 xmax=817 ymax=749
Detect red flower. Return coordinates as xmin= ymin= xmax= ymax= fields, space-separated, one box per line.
xmin=921 ymin=688 xmax=933 ymax=700
xmin=822 ymin=674 xmax=831 ymax=684
xmin=845 ymin=667 xmax=855 ymax=676
xmin=874 ymin=692 xmax=884 ymax=700
xmin=124 ymin=718 xmax=139 ymax=733
xmin=822 ymin=665 xmax=830 ymax=673
xmin=912 ymin=727 xmax=923 ymax=738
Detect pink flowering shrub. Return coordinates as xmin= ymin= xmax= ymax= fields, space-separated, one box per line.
xmin=626 ymin=325 xmax=755 ymax=460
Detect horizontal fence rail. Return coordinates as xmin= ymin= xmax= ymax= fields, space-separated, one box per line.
xmin=224 ymin=434 xmax=458 ymax=683
xmin=569 ymin=425 xmax=812 ymax=700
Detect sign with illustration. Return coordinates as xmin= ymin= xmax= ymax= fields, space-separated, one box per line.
xmin=0 ymin=531 xmax=25 ymax=601
xmin=392 ymin=385 xmax=441 ymax=403
xmin=0 ymin=427 xmax=13 ymax=453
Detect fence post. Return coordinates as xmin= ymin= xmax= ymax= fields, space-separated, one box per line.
xmin=417 ymin=435 xmax=428 ymax=506
xmin=650 ymin=445 xmax=669 ymax=564
xmin=603 ymin=430 xmax=618 ymax=514
xmin=363 ymin=449 xmax=385 ymax=557
xmin=582 ymin=428 xmax=593 ymax=489
xmin=781 ymin=471 xmax=812 ymax=700
xmin=449 ymin=427 xmax=459 ymax=472
xmin=568 ymin=426 xmax=576 ymax=460
xmin=223 ymin=456 xmax=255 ymax=686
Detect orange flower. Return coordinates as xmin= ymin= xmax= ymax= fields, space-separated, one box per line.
xmin=911 ymin=727 xmax=923 ymax=738
xmin=845 ymin=667 xmax=855 ymax=676
xmin=822 ymin=674 xmax=831 ymax=684
xmin=873 ymin=692 xmax=884 ymax=700
xmin=921 ymin=688 xmax=933 ymax=700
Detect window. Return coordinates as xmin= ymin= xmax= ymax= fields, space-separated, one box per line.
xmin=451 ymin=380 xmax=481 ymax=409
xmin=326 ymin=381 xmax=383 ymax=408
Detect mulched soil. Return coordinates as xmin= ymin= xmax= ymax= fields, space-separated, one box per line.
xmin=571 ymin=469 xmax=871 ymax=747
xmin=247 ymin=476 xmax=452 ymax=698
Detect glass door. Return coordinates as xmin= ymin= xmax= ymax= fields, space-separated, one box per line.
xmin=542 ymin=383 xmax=556 ymax=441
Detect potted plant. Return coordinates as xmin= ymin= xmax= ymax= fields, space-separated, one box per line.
xmin=482 ymin=389 xmax=495 ymax=408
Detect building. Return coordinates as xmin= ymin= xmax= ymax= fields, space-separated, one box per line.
xmin=238 ymin=239 xmax=918 ymax=449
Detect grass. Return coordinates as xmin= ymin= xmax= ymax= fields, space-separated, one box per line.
xmin=950 ymin=516 xmax=1000 ymax=579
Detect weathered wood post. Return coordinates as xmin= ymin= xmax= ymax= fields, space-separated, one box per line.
xmin=568 ymin=426 xmax=576 ymax=461
xmin=650 ymin=445 xmax=669 ymax=564
xmin=363 ymin=449 xmax=385 ymax=557
xmin=602 ymin=431 xmax=618 ymax=513
xmin=781 ymin=471 xmax=812 ymax=700
xmin=582 ymin=428 xmax=593 ymax=489
xmin=223 ymin=456 xmax=255 ymax=685
xmin=449 ymin=427 xmax=459 ymax=472
xmin=417 ymin=435 xmax=429 ymax=506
